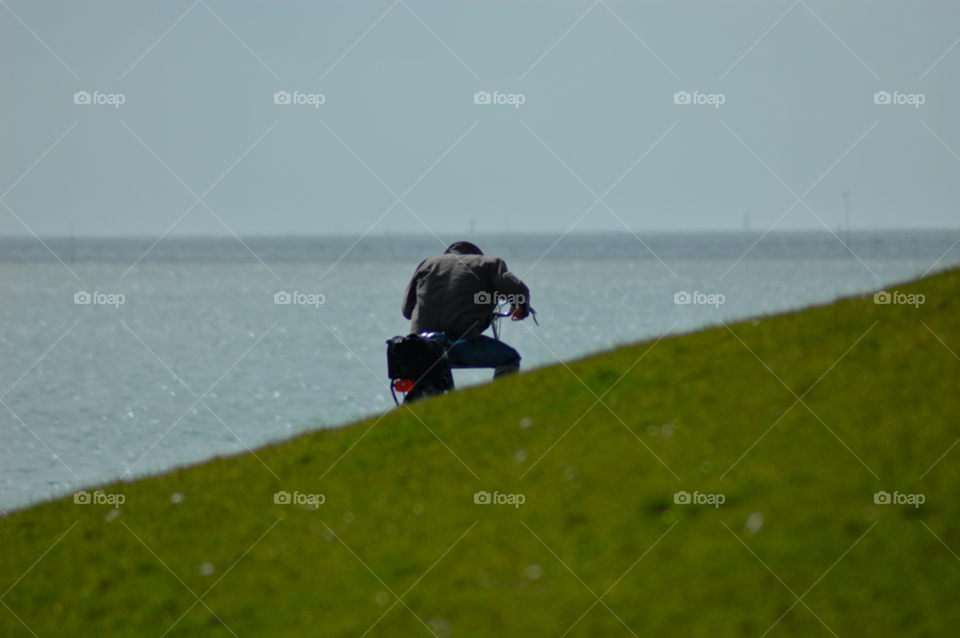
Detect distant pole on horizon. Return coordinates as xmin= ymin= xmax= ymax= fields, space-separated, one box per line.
xmin=843 ymin=191 xmax=851 ymax=247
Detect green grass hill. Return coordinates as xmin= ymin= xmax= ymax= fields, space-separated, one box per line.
xmin=3 ymin=269 xmax=959 ymax=637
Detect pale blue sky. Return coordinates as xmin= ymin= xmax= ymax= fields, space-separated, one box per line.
xmin=2 ymin=0 xmax=958 ymax=236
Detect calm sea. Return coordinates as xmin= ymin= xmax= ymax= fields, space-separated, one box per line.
xmin=1 ymin=231 xmax=957 ymax=511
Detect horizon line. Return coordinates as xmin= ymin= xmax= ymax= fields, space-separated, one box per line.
xmin=2 ymin=228 xmax=959 ymax=241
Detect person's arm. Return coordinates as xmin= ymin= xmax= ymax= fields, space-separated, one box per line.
xmin=402 ymin=262 xmax=425 ymax=320
xmin=489 ymin=258 xmax=530 ymax=319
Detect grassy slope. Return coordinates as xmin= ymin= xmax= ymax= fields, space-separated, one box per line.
xmin=2 ymin=269 xmax=959 ymax=638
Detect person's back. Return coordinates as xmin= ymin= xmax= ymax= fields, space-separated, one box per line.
xmin=402 ymin=241 xmax=530 ymax=381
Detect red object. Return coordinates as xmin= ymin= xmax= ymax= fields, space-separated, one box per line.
xmin=394 ymin=379 xmax=415 ymax=393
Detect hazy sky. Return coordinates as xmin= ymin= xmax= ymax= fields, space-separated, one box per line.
xmin=2 ymin=0 xmax=958 ymax=237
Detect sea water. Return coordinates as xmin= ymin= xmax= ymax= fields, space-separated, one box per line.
xmin=1 ymin=231 xmax=957 ymax=511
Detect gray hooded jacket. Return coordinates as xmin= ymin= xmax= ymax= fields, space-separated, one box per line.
xmin=402 ymin=242 xmax=530 ymax=341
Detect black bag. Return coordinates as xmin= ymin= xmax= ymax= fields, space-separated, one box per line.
xmin=386 ymin=333 xmax=454 ymax=403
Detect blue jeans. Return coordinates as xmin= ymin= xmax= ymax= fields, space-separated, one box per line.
xmin=446 ymin=335 xmax=521 ymax=370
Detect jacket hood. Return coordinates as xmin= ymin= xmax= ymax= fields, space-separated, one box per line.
xmin=444 ymin=241 xmax=484 ymax=256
